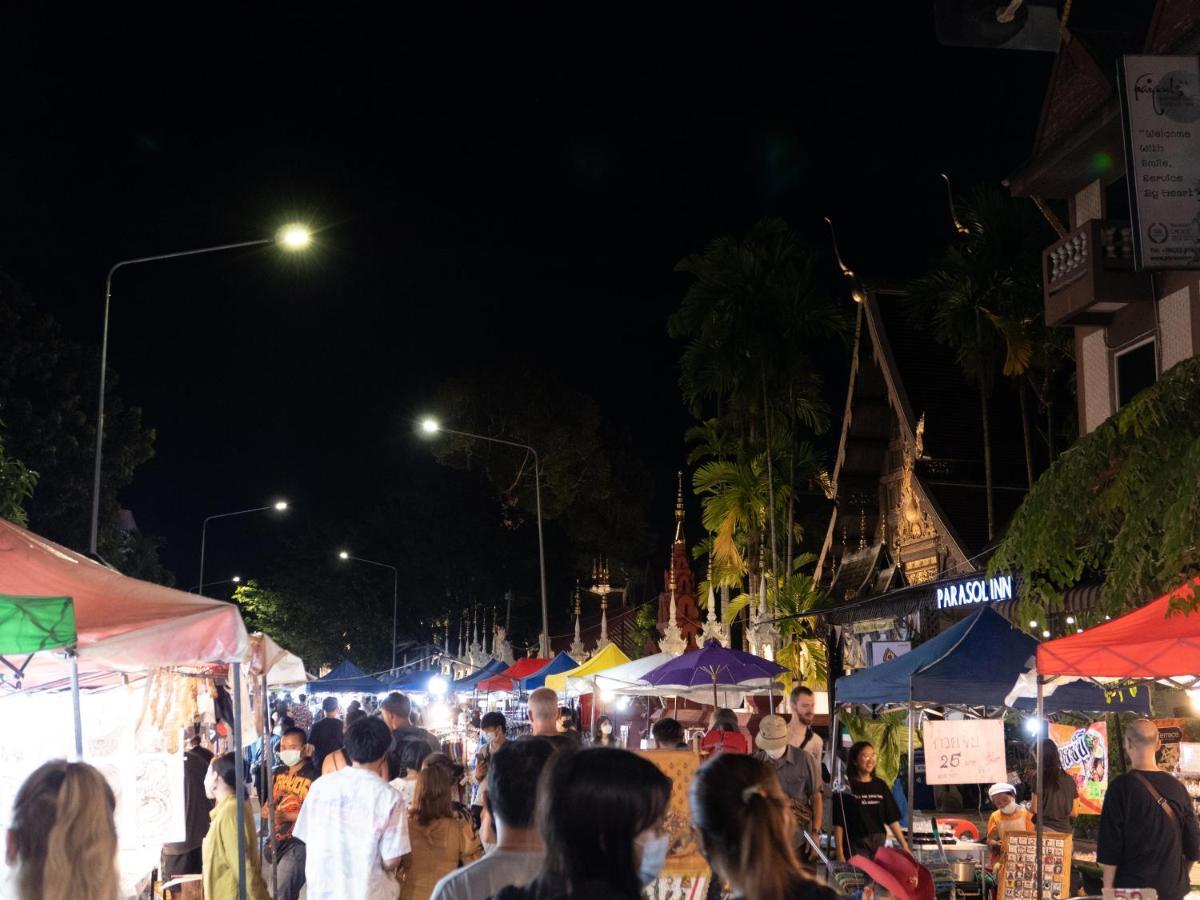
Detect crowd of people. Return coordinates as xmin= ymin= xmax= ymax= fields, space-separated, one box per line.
xmin=6 ymin=681 xmax=1199 ymax=900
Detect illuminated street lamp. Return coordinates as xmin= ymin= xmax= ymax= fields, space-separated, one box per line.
xmin=88 ymin=226 xmax=312 ymax=556
xmin=337 ymin=551 xmax=400 ymax=669
xmin=197 ymin=501 xmax=289 ymax=595
xmin=420 ymin=417 xmax=550 ymax=657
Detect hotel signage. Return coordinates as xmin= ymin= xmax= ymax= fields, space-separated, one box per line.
xmin=935 ymin=573 xmax=1014 ymax=610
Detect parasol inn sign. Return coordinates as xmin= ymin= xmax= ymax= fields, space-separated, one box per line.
xmin=1118 ymin=54 xmax=1200 ymax=270
xmin=935 ymin=572 xmax=1014 ymax=610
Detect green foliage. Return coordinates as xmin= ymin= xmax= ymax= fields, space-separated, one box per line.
xmin=0 ymin=425 xmax=38 ymax=526
xmin=989 ymin=354 xmax=1200 ymax=619
xmin=0 ymin=272 xmax=156 ymax=559
xmin=840 ymin=710 xmax=914 ymax=788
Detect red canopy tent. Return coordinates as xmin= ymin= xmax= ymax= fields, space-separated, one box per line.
xmin=0 ymin=518 xmax=249 ymax=688
xmin=1037 ymin=577 xmax=1200 ymax=679
xmin=477 ymin=657 xmax=552 ymax=693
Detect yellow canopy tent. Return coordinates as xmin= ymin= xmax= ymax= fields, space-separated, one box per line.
xmin=544 ymin=642 xmax=631 ymax=693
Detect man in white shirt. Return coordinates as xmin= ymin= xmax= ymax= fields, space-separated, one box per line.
xmin=430 ymin=737 xmax=555 ymax=900
xmin=294 ymin=715 xmax=411 ymax=900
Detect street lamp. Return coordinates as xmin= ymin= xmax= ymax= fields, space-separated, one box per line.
xmin=187 ymin=575 xmax=243 ymax=592
xmin=420 ymin=416 xmax=550 ymax=657
xmin=88 ymin=226 xmax=312 ymax=556
xmin=197 ymin=501 xmax=289 ymax=595
xmin=337 ymin=551 xmax=400 ymax=669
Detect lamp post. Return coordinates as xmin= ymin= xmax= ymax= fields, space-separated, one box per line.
xmin=420 ymin=417 xmax=550 ymax=657
xmin=187 ymin=574 xmax=242 ymax=592
xmin=88 ymin=225 xmax=312 ymax=556
xmin=198 ymin=501 xmax=288 ymax=595
xmin=338 ymin=551 xmax=400 ymax=670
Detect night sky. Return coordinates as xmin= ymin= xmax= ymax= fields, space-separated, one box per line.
xmin=2 ymin=9 xmax=1054 ymax=605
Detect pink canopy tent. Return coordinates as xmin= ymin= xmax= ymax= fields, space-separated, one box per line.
xmin=0 ymin=518 xmax=249 ymax=688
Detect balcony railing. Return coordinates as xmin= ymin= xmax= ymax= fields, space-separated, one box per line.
xmin=1042 ymin=219 xmax=1151 ymax=327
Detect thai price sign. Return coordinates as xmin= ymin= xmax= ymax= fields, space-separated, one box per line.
xmin=1049 ymin=721 xmax=1107 ymax=815
xmin=922 ymin=718 xmax=1006 ymax=785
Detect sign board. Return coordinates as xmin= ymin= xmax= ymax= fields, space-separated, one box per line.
xmin=870 ymin=641 xmax=911 ymax=666
xmin=921 ymin=718 xmax=1006 ymax=785
xmin=1154 ymin=718 xmax=1191 ymax=771
xmin=1178 ymin=742 xmax=1200 ymax=774
xmin=1049 ymin=721 xmax=1108 ymax=815
xmin=1000 ymin=830 xmax=1072 ymax=900
xmin=1118 ymin=55 xmax=1200 ymax=270
xmin=935 ymin=573 xmax=1014 ymax=610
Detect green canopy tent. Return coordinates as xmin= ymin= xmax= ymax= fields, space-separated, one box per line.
xmin=0 ymin=595 xmax=80 ymax=755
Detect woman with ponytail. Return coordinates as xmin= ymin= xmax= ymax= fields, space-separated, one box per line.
xmin=7 ymin=760 xmax=120 ymax=900
xmin=690 ymin=753 xmax=839 ymax=900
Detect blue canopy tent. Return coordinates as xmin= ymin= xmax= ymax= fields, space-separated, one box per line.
xmin=835 ymin=605 xmax=1148 ymax=712
xmin=449 ymin=658 xmax=507 ymax=693
xmin=517 ymin=650 xmax=579 ymax=691
xmin=307 ymin=659 xmax=388 ymax=694
xmin=835 ymin=605 xmax=1148 ymax=835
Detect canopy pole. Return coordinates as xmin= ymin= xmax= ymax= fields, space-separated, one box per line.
xmin=907 ymin=704 xmax=916 ymax=842
xmin=264 ymin=672 xmax=277 ymax=900
xmin=1035 ymin=677 xmax=1044 ymax=900
xmin=232 ymin=662 xmax=248 ymax=900
xmin=69 ymin=651 xmax=83 ymax=759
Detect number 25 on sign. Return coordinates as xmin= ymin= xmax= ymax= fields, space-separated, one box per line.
xmin=921 ymin=719 xmax=1007 ymax=785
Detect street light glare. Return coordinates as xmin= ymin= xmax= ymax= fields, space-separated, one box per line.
xmin=420 ymin=418 xmax=440 ymax=434
xmin=274 ymin=500 xmax=289 ymax=511
xmin=277 ymin=224 xmax=312 ymax=250
xmin=338 ymin=550 xmax=349 ymax=560
xmin=232 ymin=575 xmax=241 ymax=583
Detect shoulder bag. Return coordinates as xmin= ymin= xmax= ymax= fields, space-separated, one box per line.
xmin=1132 ymin=771 xmax=1200 ymax=861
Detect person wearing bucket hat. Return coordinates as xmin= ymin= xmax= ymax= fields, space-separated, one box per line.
xmin=849 ymin=847 xmax=935 ymax=900
xmin=753 ymin=714 xmax=823 ymax=855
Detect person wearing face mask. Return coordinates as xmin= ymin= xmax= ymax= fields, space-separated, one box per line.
xmin=985 ymin=783 xmax=1033 ymax=860
xmin=753 ymin=714 xmax=823 ymax=858
xmin=595 ymin=715 xmax=618 ymax=747
xmin=266 ymin=726 xmax=320 ymax=900
xmin=489 ymin=747 xmax=672 ymax=900
xmin=202 ymin=752 xmax=271 ymax=900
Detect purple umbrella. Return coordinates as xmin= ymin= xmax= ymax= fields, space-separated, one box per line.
xmin=641 ymin=639 xmax=788 ymax=709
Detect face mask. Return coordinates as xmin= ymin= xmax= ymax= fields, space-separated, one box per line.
xmin=600 ymin=723 xmax=613 ymax=735
xmin=279 ymin=749 xmax=302 ymax=767
xmin=998 ymin=798 xmax=1018 ymax=815
xmin=766 ymin=745 xmax=787 ymax=760
xmin=638 ymin=832 xmax=670 ymax=886
xmin=203 ymin=766 xmax=218 ymax=800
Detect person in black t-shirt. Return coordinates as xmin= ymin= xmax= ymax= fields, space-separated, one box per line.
xmin=307 ymin=696 xmax=344 ymax=772
xmin=1099 ymin=719 xmax=1199 ymax=900
xmin=834 ymin=741 xmax=909 ymax=861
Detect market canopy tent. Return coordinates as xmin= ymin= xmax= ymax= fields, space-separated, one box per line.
xmin=450 ymin=658 xmax=507 ymax=692
xmin=518 ymin=651 xmax=579 ymax=691
xmin=249 ymin=633 xmax=306 ymax=687
xmin=477 ymin=657 xmax=552 ymax=693
xmin=0 ymin=518 xmax=248 ymax=687
xmin=1037 ymin=577 xmax=1200 ymax=679
xmin=307 ymin=659 xmax=387 ymax=694
xmin=557 ymin=650 xmax=673 ymax=696
xmin=642 ymin=639 xmax=787 ymax=708
xmin=543 ymin=643 xmax=631 ymax=693
xmin=836 ymin=605 xmax=1148 ymax=712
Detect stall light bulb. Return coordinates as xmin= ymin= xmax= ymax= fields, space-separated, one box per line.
xmin=1065 ymin=616 xmax=1075 ymax=625
xmin=1025 ymin=718 xmax=1043 ymax=736
xmin=1042 ymin=630 xmax=1051 ymax=638
xmin=1029 ymin=620 xmax=1039 ymax=629
xmin=1077 ymin=628 xmax=1084 ymax=634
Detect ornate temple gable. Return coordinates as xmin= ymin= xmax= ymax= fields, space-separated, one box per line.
xmin=658 ymin=471 xmax=700 ymax=651
xmin=1031 ymin=37 xmax=1114 ymax=161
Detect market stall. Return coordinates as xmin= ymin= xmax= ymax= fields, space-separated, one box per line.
xmin=518 ymin=650 xmax=579 ymax=690
xmin=449 ymin=657 xmax=507 ymax=693
xmin=543 ymin=642 xmax=631 ymax=693
xmin=476 ymin=656 xmax=553 ymax=693
xmin=306 ymin=659 xmax=388 ymax=695
xmin=0 ymin=517 xmax=259 ymax=898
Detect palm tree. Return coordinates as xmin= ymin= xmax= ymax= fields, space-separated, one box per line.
xmin=909 ymin=186 xmax=1058 ymax=536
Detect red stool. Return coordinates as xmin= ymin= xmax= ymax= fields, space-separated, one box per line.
xmin=937 ymin=817 xmax=981 ymax=842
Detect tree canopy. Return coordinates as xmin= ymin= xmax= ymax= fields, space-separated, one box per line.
xmin=990 ymin=354 xmax=1200 ymax=619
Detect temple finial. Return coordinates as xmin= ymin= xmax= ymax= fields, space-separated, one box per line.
xmin=674 ymin=470 xmax=685 ymax=542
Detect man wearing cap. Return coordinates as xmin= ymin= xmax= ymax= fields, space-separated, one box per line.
xmin=753 ymin=713 xmax=823 ymax=854
xmin=850 ymin=847 xmax=935 ymax=900
xmin=985 ymin=782 xmax=1033 ymax=860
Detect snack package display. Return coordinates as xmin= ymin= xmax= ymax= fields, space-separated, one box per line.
xmin=1050 ymin=721 xmax=1108 ymax=815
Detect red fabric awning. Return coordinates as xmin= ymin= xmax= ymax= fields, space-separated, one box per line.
xmin=476 ymin=657 xmax=552 ymax=693
xmin=1037 ymin=577 xmax=1200 ymax=678
xmin=0 ymin=517 xmax=250 ymax=687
